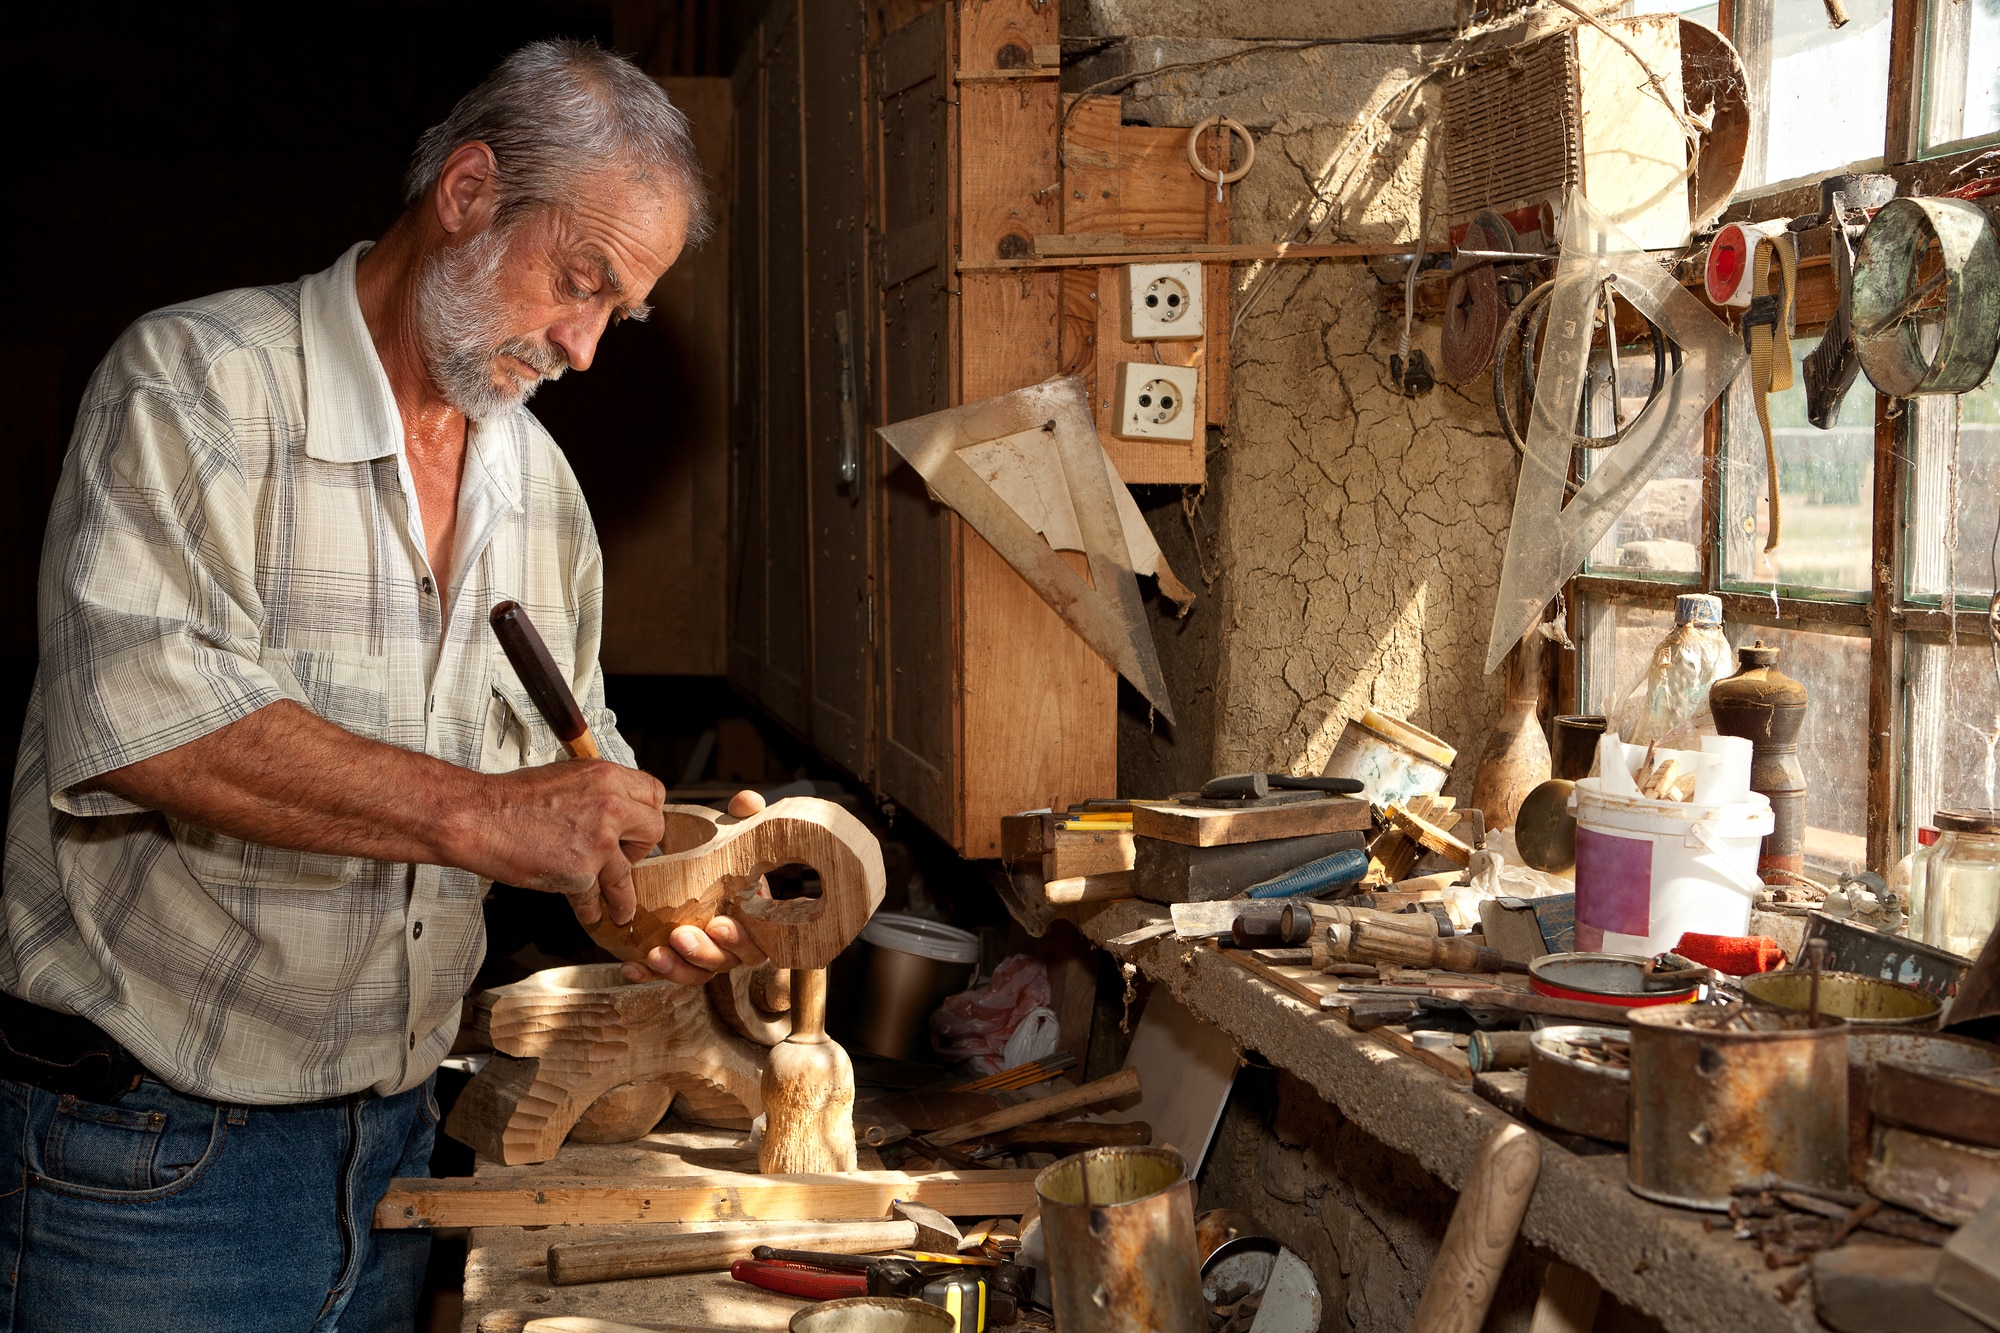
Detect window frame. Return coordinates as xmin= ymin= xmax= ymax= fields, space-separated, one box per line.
xmin=1564 ymin=0 xmax=2000 ymax=873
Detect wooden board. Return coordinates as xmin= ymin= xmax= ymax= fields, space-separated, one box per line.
xmin=1133 ymin=797 xmax=1374 ymax=847
xmin=378 ymin=1169 xmax=1039 ymax=1230
xmin=1121 ymin=988 xmax=1239 ymax=1171
xmin=1046 ymin=827 xmax=1135 ymax=878
xmin=1868 ymin=1127 xmax=2000 ymax=1226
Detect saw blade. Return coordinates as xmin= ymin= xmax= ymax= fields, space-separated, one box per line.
xmin=1441 ymin=212 xmax=1517 ymax=385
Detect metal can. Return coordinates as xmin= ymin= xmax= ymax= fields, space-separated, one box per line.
xmin=1036 ymin=1146 xmax=1206 ymax=1333
xmin=1627 ymin=1005 xmax=1849 ymax=1210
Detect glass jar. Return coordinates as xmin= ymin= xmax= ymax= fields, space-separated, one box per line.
xmin=1920 ymin=809 xmax=2000 ymax=959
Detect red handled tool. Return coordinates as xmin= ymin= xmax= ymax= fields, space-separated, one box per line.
xmin=729 ymin=1259 xmax=866 ymax=1300
xmin=489 ymin=600 xmax=599 ymax=759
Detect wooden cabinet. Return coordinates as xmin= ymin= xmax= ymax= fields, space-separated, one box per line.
xmin=728 ymin=0 xmax=1118 ymax=857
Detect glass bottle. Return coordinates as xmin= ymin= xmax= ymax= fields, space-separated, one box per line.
xmin=1922 ymin=809 xmax=2000 ymax=959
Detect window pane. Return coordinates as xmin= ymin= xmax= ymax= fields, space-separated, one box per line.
xmin=1905 ymin=634 xmax=2000 ymax=848
xmin=1580 ymin=601 xmax=1871 ymax=874
xmin=1724 ymin=620 xmax=1872 ymax=876
xmin=1584 ymin=345 xmax=1704 ymax=580
xmin=1907 ymin=384 xmax=2000 ymax=603
xmin=1922 ymin=0 xmax=2000 ymax=153
xmin=1722 ymin=337 xmax=1875 ymax=596
xmin=1737 ymin=0 xmax=1893 ymax=189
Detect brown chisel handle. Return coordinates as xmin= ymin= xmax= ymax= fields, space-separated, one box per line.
xmin=490 ymin=600 xmax=599 ymax=759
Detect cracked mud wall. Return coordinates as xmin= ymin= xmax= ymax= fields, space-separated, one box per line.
xmin=1111 ymin=37 xmax=1523 ymax=796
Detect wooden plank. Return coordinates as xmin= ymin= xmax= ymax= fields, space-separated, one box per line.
xmin=1205 ymin=171 xmax=1230 ymax=430
xmin=1369 ymin=1025 xmax=1474 ymax=1081
xmin=1060 ymin=96 xmax=1123 ymax=235
xmin=1867 ymin=1128 xmax=2000 ymax=1226
xmin=1045 ymin=826 xmax=1135 ymax=878
xmin=1867 ymin=391 xmax=1899 ymax=870
xmin=1885 ymin=0 xmax=1925 ymax=165
xmin=1117 ymin=126 xmax=1209 ymax=244
xmin=726 ymin=30 xmax=768 ymax=696
xmin=1530 ymin=1261 xmax=1603 ymax=1333
xmin=956 ymin=0 xmax=1051 ymax=72
xmin=1043 ymin=871 xmax=1135 ymax=904
xmin=594 ymin=77 xmax=732 ymax=677
xmin=803 ymin=0 xmax=874 ymax=774
xmin=1223 ymin=949 xmax=1340 ymax=1008
xmin=375 ymin=1170 xmax=1040 ymax=1230
xmin=961 ymin=241 xmax=1413 ymax=271
xmin=1132 ymin=797 xmax=1374 ymax=847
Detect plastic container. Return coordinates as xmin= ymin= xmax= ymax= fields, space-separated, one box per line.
xmin=1570 ymin=763 xmax=1773 ymax=956
xmin=1915 ymin=809 xmax=2000 ymax=959
xmin=834 ymin=913 xmax=979 ymax=1061
xmin=1322 ymin=709 xmax=1457 ymax=807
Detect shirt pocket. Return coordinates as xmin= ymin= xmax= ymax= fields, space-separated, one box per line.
xmin=169 ymin=647 xmax=388 ymax=890
xmin=481 ymin=650 xmax=569 ymax=773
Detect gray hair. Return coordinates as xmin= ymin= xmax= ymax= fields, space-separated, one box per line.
xmin=405 ymin=39 xmax=711 ymax=243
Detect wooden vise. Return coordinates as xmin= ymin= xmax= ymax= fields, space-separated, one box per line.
xmin=446 ymin=797 xmax=887 ymax=1166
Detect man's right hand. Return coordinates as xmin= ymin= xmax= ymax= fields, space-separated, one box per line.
xmin=462 ymin=759 xmax=667 ymax=927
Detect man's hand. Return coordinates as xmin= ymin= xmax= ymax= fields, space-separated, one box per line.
xmin=620 ymin=789 xmax=773 ymax=984
xmin=464 ymin=759 xmax=668 ymax=928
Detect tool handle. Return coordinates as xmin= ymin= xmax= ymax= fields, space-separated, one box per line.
xmin=1244 ymin=847 xmax=1370 ymax=899
xmin=750 ymin=1247 xmax=878 ymax=1272
xmin=490 ymin=600 xmax=598 ymax=759
xmin=729 ymin=1259 xmax=867 ymax=1299
xmin=1269 ymin=775 xmax=1366 ymax=795
xmin=927 ymin=1066 xmax=1141 ymax=1147
xmin=1409 ymin=1124 xmax=1542 ymax=1333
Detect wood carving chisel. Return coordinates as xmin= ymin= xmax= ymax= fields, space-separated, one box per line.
xmin=489 ymin=600 xmax=599 ymax=759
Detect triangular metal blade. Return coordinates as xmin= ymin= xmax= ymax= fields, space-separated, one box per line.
xmin=877 ymin=376 xmax=1176 ymax=722
xmin=1485 ymin=189 xmax=1748 ymax=674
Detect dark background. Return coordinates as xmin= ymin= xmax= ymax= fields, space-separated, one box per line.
xmin=0 ymin=0 xmax=757 ymax=772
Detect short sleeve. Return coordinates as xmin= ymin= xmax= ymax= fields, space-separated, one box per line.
xmin=38 ymin=333 xmax=286 ymax=816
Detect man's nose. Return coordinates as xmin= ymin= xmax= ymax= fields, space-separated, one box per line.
xmin=547 ymin=311 xmax=610 ymax=373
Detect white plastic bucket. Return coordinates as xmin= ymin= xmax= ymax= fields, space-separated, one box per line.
xmin=838 ymin=913 xmax=980 ymax=1060
xmin=1323 ymin=709 xmax=1457 ymax=807
xmin=1570 ymin=777 xmax=1773 ymax=955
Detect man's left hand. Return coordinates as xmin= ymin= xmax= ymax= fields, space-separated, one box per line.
xmin=620 ymin=789 xmax=774 ymax=984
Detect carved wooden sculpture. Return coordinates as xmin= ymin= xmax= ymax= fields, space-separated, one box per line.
xmin=447 ymin=797 xmax=887 ymax=1168
xmin=445 ymin=963 xmax=766 ymax=1165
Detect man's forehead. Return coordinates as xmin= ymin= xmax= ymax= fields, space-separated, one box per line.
xmin=553 ymin=178 xmax=688 ymax=285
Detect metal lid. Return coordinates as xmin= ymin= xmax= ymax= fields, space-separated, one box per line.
xmin=1675 ymin=593 xmax=1723 ymax=627
xmin=1736 ymin=640 xmax=1780 ymax=668
xmin=1934 ymin=808 xmax=2000 ymax=834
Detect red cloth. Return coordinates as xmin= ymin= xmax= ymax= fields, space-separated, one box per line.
xmin=1675 ymin=931 xmax=1788 ymax=976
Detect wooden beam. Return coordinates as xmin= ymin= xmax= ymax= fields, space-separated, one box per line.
xmin=1866 ymin=391 xmax=1901 ymax=872
xmin=962 ymin=241 xmax=1415 ymax=272
xmin=1571 ymin=575 xmax=1871 ymax=628
xmin=374 ymin=1169 xmax=1040 ymax=1230
xmin=1885 ymin=0 xmax=1926 ymax=165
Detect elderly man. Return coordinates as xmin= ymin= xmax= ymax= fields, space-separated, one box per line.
xmin=0 ymin=40 xmax=752 ymax=1332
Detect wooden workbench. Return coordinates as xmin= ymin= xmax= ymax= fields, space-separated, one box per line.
xmin=1073 ymin=900 xmax=1822 ymax=1333
xmin=457 ymin=1127 xmax=883 ymax=1332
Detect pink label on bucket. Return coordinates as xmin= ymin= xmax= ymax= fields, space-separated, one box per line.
xmin=1575 ymin=826 xmax=1652 ymax=937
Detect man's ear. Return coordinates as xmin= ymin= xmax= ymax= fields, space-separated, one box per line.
xmin=433 ymin=142 xmax=500 ymax=235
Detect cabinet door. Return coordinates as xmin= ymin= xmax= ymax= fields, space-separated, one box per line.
xmin=871 ymin=4 xmax=958 ymax=840
xmin=759 ymin=0 xmax=811 ymax=734
xmin=803 ymin=0 xmax=873 ymax=777
xmin=726 ymin=29 xmax=767 ymax=696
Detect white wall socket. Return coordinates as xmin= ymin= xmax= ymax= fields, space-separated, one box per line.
xmin=1113 ymin=362 xmax=1199 ymax=441
xmin=1122 ymin=262 xmax=1204 ymax=341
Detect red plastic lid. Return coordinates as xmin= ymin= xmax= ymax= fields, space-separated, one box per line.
xmin=1918 ymin=826 xmax=1941 ymax=846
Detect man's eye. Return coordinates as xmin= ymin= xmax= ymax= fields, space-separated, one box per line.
xmin=562 ymin=277 xmax=590 ymax=300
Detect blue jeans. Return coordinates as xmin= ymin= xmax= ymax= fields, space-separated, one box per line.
xmin=0 ymin=1073 xmax=436 ymax=1333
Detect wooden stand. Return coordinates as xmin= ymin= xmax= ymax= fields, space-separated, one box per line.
xmin=757 ymin=968 xmax=858 ymax=1174
xmin=446 ymin=965 xmax=768 ymax=1166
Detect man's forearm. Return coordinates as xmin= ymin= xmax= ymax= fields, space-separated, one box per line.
xmin=90 ymin=699 xmax=666 ymax=901
xmin=94 ymin=701 xmax=494 ymax=868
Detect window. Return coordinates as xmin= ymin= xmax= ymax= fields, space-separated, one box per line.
xmin=1922 ymin=0 xmax=2000 ymax=154
xmin=1729 ymin=0 xmax=1894 ymax=189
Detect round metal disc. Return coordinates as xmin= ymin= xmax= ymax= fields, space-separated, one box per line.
xmin=1441 ymin=214 xmax=1515 ymax=385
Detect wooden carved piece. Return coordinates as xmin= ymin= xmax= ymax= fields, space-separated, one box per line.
xmin=708 ymin=961 xmax=793 ymax=1046
xmin=758 ymin=968 xmax=857 ymax=1174
xmin=588 ymin=797 xmax=887 ymax=971
xmin=446 ymin=964 xmax=766 ymax=1165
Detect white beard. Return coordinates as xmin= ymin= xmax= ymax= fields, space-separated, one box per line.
xmin=414 ymin=224 xmax=568 ymax=421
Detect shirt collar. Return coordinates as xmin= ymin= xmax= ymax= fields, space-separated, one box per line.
xmin=298 ymin=242 xmax=524 ymax=512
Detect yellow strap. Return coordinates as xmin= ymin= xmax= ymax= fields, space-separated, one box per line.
xmin=1745 ymin=231 xmax=1798 ymax=554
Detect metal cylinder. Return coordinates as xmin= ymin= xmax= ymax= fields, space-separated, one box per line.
xmin=1627 ymin=1006 xmax=1849 ymax=1210
xmin=1036 ymin=1146 xmax=1206 ymax=1333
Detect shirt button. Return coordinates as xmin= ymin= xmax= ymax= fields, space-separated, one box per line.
xmin=420 ymin=575 xmax=435 ymax=595
xmin=411 ymin=920 xmax=424 ymax=940
xmin=409 ymin=1032 xmax=417 ymax=1050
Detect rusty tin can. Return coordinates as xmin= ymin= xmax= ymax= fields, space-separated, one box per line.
xmin=1525 ymin=1025 xmax=1632 ymax=1143
xmin=1036 ymin=1146 xmax=1206 ymax=1333
xmin=1627 ymin=1006 xmax=1849 ymax=1210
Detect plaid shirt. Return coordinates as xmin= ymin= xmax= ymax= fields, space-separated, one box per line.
xmin=1 ymin=242 xmax=634 ymax=1104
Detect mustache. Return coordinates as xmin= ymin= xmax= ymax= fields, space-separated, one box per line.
xmin=498 ymin=338 xmax=568 ymax=380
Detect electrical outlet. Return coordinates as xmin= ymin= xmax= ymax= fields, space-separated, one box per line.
xmin=1122 ymin=262 xmax=1204 ymax=341
xmin=1113 ymin=362 xmax=1199 ymax=441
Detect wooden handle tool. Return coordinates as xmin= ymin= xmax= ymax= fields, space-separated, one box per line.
xmin=926 ymin=1067 xmax=1141 ymax=1148
xmin=490 ymin=600 xmax=599 ymax=759
xmin=759 ymin=967 xmax=859 ymax=1174
xmin=1350 ymin=920 xmax=1507 ymax=974
xmin=1410 ymin=1123 xmax=1542 ymax=1333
